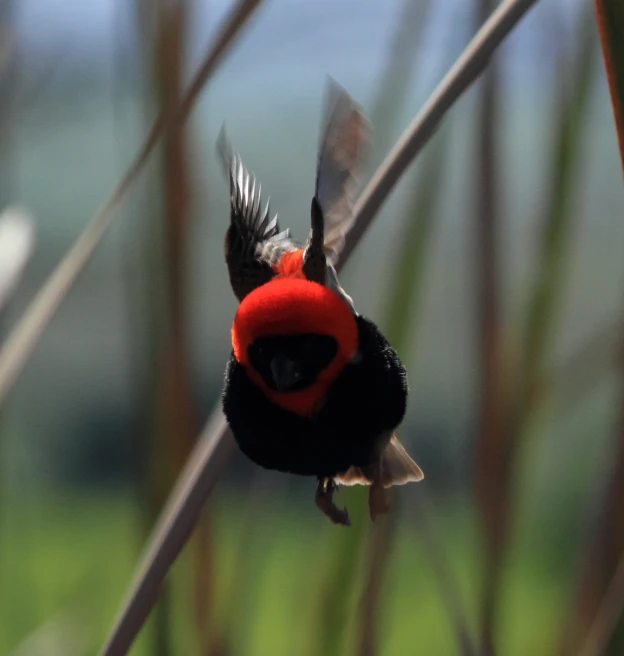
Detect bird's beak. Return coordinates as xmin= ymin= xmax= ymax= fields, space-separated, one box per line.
xmin=270 ymin=354 xmax=301 ymax=392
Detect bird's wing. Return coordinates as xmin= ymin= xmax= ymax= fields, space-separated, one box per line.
xmin=217 ymin=128 xmax=293 ymax=301
xmin=308 ymin=78 xmax=370 ymax=270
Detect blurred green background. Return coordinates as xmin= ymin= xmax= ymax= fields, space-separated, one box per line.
xmin=0 ymin=0 xmax=623 ymax=654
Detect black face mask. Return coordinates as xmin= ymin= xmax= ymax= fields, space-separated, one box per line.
xmin=248 ymin=333 xmax=338 ymax=392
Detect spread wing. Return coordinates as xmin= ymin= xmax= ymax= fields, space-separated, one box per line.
xmin=310 ymin=78 xmax=370 ymax=268
xmin=302 ymin=80 xmax=369 ymax=310
xmin=217 ymin=128 xmax=293 ymax=301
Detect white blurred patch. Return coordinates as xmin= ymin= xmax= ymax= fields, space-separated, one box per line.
xmin=10 ymin=610 xmax=89 ymax=656
xmin=0 ymin=206 xmax=35 ymax=312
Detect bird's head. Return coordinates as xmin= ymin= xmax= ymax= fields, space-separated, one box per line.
xmin=231 ymin=277 xmax=358 ymax=417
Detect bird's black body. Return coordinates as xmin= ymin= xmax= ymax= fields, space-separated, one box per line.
xmin=218 ymin=80 xmax=423 ymax=524
xmin=222 ymin=314 xmax=407 ymax=479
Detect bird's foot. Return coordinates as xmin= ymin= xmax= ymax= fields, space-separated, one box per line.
xmin=315 ymin=478 xmax=350 ymax=526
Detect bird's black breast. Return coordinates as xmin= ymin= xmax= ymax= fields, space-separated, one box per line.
xmin=221 ymin=315 xmax=408 ymax=479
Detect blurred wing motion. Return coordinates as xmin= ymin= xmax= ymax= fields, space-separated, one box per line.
xmin=334 ymin=435 xmax=424 ymax=488
xmin=312 ymin=78 xmax=370 ymax=268
xmin=0 ymin=206 xmax=35 ymax=312
xmin=217 ymin=128 xmax=292 ymax=301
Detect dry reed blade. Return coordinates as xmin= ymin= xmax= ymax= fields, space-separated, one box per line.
xmin=153 ymin=2 xmax=210 ymax=651
xmin=572 ymin=4 xmax=624 ymax=648
xmin=557 ymin=5 xmax=624 ymax=644
xmin=569 ymin=15 xmax=624 ymax=645
xmin=382 ymin=127 xmax=447 ymax=356
xmin=357 ymin=511 xmax=398 ymax=656
xmin=132 ymin=0 xmax=203 ymax=653
xmin=359 ymin=129 xmax=474 ymax=656
xmin=517 ymin=5 xmax=596 ymax=421
xmin=330 ymin=3 xmax=436 ymax=654
xmin=564 ymin=347 xmax=624 ymax=656
xmin=313 ymin=490 xmax=369 ymax=656
xmin=544 ymin=322 xmax=619 ymax=417
xmin=414 ymin=489 xmax=477 ymax=655
xmin=212 ymin=470 xmax=290 ymax=656
xmin=0 ymin=3 xmax=16 ymax=203
xmin=355 ymin=132 xmax=450 ymax=656
xmin=593 ymin=0 xmax=624 ymax=173
xmin=100 ymin=1 xmax=542 ymax=652
xmin=472 ymin=0 xmax=507 ymax=652
xmin=578 ymin=553 xmax=624 ymax=656
xmin=0 ymin=0 xmax=264 ymax=408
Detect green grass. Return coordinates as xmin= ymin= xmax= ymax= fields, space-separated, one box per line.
xmin=0 ymin=491 xmax=139 ymax=654
xmin=0 ymin=486 xmax=578 ymax=656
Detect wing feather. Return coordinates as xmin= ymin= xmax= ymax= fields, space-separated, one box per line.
xmin=314 ymin=78 xmax=370 ymax=267
xmin=217 ymin=127 xmax=292 ymax=300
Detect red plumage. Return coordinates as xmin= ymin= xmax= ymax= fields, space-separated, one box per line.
xmin=232 ymin=276 xmax=358 ymax=417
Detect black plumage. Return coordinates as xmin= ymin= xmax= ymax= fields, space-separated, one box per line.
xmin=222 ymin=315 xmax=407 ymax=479
xmin=217 ymin=128 xmax=296 ymax=301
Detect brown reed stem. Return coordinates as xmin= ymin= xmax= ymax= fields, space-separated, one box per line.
xmin=593 ymin=0 xmax=624 ymax=174
xmin=473 ymin=0 xmax=506 ymax=652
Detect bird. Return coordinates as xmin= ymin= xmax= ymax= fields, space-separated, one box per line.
xmin=219 ymin=79 xmax=423 ymax=526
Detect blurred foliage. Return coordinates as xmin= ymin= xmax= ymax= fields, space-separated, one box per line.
xmin=382 ymin=133 xmax=447 ymax=356
xmin=0 ymin=491 xmax=578 ymax=656
xmin=560 ymin=4 xmax=624 ymax=655
xmin=476 ymin=5 xmax=598 ymax=654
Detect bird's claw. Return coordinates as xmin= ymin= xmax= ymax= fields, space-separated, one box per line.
xmin=315 ymin=478 xmax=350 ymax=526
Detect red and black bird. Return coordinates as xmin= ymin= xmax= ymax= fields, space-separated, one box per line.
xmin=220 ymin=81 xmax=423 ymax=525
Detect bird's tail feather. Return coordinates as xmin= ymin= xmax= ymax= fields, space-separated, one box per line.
xmin=333 ymin=434 xmax=423 ymax=488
